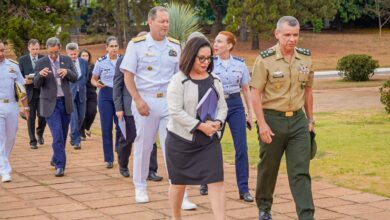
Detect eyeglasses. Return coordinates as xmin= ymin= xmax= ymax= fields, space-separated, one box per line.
xmin=197 ymin=56 xmax=212 ymax=63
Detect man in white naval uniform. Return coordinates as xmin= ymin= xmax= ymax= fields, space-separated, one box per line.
xmin=120 ymin=6 xmax=196 ymax=209
xmin=0 ymin=40 xmax=29 ymax=182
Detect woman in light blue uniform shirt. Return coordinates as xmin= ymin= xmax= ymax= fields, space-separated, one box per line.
xmin=202 ymin=31 xmax=254 ymax=202
xmin=91 ymin=36 xmax=121 ymax=168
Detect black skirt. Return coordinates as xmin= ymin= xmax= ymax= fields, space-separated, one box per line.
xmin=165 ymin=131 xmax=224 ymax=185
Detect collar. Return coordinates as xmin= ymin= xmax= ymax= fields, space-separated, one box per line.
xmin=275 ymin=44 xmax=301 ymax=60
xmin=146 ymin=33 xmax=169 ymax=49
xmin=30 ymin=54 xmax=38 ymax=61
xmin=48 ymin=55 xmax=59 ymax=64
xmin=215 ymin=55 xmax=235 ymax=67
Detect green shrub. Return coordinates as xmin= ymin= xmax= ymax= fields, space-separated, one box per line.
xmin=379 ymin=80 xmax=390 ymax=114
xmin=336 ymin=54 xmax=379 ymax=81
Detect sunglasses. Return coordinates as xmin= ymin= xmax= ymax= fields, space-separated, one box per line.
xmin=197 ymin=56 xmax=212 ymax=63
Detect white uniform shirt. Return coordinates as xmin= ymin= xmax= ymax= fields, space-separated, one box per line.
xmin=0 ymin=59 xmax=25 ymax=101
xmin=120 ymin=33 xmax=181 ymax=94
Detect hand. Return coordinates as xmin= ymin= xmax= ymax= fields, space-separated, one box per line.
xmin=116 ymin=111 xmax=124 ymax=120
xmin=135 ymin=98 xmax=150 ymax=116
xmin=198 ymin=122 xmax=219 ymax=137
xmin=23 ymin=109 xmax=30 ymax=119
xmin=39 ymin=67 xmax=50 ymax=77
xmin=206 ymin=120 xmax=221 ymax=131
xmin=308 ymin=122 xmax=315 ymax=132
xmin=25 ymin=79 xmax=33 ymax=85
xmin=258 ymin=122 xmax=275 ymax=144
xmin=246 ymin=112 xmax=253 ymax=129
xmin=57 ymin=68 xmax=68 ymax=78
xmin=95 ymin=82 xmax=105 ymax=89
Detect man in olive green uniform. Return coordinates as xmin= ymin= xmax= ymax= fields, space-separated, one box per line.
xmin=250 ymin=16 xmax=315 ymax=220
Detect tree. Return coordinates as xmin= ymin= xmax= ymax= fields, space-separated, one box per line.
xmin=366 ymin=0 xmax=390 ymax=38
xmin=0 ymin=0 xmax=76 ymax=57
xmin=292 ymin=0 xmax=339 ymax=32
xmin=209 ymin=0 xmax=227 ymax=36
xmin=335 ymin=0 xmax=365 ymax=31
xmin=89 ymin=0 xmax=132 ymax=48
xmin=225 ymin=0 xmax=248 ymax=41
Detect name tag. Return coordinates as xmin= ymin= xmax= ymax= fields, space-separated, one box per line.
xmin=272 ymin=71 xmax=284 ymax=78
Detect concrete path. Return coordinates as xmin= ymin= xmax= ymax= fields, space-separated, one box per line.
xmin=1 ymin=120 xmax=389 ymax=220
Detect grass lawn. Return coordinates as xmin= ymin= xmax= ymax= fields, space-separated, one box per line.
xmin=221 ymin=108 xmax=390 ymax=197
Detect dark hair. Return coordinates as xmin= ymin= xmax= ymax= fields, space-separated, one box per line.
xmin=78 ymin=49 xmax=93 ymax=65
xmin=180 ymin=37 xmax=214 ymax=77
xmin=106 ymin=36 xmax=118 ymax=46
xmin=28 ymin=39 xmax=39 ymax=47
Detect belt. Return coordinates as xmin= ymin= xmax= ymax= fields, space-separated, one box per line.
xmin=0 ymin=99 xmax=15 ymax=103
xmin=140 ymin=92 xmax=166 ymax=98
xmin=264 ymin=109 xmax=303 ymax=117
xmin=224 ymin=92 xmax=240 ymax=99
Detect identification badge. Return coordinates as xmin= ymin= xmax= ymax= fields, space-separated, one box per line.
xmin=168 ymin=49 xmax=177 ymax=57
xmin=145 ymin=52 xmax=155 ymax=57
xmin=272 ymin=71 xmax=284 ymax=78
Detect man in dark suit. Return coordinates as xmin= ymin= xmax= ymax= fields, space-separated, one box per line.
xmin=34 ymin=37 xmax=78 ymax=177
xmin=19 ymin=39 xmax=46 ymax=149
xmin=66 ymin=43 xmax=89 ymax=150
xmin=113 ymin=55 xmax=162 ymax=180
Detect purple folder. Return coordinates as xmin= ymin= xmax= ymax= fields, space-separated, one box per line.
xmin=196 ymin=87 xmax=218 ymax=122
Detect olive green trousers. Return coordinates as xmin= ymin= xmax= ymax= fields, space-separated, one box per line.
xmin=256 ymin=109 xmax=314 ymax=220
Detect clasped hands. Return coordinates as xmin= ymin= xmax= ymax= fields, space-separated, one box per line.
xmin=198 ymin=120 xmax=221 ymax=137
xmin=39 ymin=67 xmax=68 ymax=78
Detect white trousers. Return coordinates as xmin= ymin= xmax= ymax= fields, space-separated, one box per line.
xmin=0 ymin=102 xmax=18 ymax=176
xmin=132 ymin=96 xmax=169 ymax=189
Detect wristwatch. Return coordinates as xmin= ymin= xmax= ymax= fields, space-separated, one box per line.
xmin=308 ymin=119 xmax=315 ymax=125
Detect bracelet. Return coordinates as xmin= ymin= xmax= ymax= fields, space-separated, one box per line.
xmin=24 ymin=107 xmax=30 ymax=110
xmin=308 ymin=119 xmax=315 ymax=125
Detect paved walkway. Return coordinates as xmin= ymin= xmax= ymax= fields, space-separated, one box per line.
xmin=1 ymin=118 xmax=389 ymax=220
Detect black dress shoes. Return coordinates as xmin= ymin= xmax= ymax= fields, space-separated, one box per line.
xmin=147 ymin=172 xmax=163 ymax=181
xmin=119 ymin=169 xmax=130 ymax=177
xmin=200 ymin=184 xmax=208 ymax=195
xmin=259 ymin=210 xmax=272 ymax=220
xmin=70 ymin=141 xmax=75 ymax=146
xmin=55 ymin=168 xmax=64 ymax=177
xmin=38 ymin=136 xmax=44 ymax=145
xmin=74 ymin=143 xmax=81 ymax=150
xmin=30 ymin=144 xmax=38 ymax=149
xmin=106 ymin=162 xmax=113 ymax=169
xmin=239 ymin=192 xmax=254 ymax=202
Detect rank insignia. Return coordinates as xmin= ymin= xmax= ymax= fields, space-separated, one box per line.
xmin=9 ymin=67 xmax=16 ymax=73
xmin=168 ymin=49 xmax=177 ymax=57
xmin=147 ymin=66 xmax=153 ymax=71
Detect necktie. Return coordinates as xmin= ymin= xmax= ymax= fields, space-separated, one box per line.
xmin=74 ymin=61 xmax=81 ymax=78
xmin=32 ymin=57 xmax=37 ymax=69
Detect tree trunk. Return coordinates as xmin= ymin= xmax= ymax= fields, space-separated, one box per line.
xmin=239 ymin=5 xmax=247 ymax=42
xmin=209 ymin=0 xmax=223 ymax=36
xmin=251 ymin=32 xmax=259 ymax=50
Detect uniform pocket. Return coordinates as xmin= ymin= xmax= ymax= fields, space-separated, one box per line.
xmin=298 ymin=72 xmax=309 ymax=82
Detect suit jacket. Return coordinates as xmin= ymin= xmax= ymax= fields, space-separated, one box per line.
xmin=34 ymin=55 xmax=78 ymax=117
xmin=113 ymin=56 xmax=132 ymax=116
xmin=70 ymin=57 xmax=89 ymax=103
xmin=18 ymin=54 xmax=44 ymax=102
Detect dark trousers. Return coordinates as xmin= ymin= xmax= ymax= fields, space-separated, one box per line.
xmin=224 ymin=95 xmax=249 ymax=194
xmin=81 ymin=97 xmax=97 ymax=136
xmin=70 ymin=92 xmax=86 ymax=145
xmin=98 ymin=87 xmax=120 ymax=163
xmin=117 ymin=115 xmax=158 ymax=172
xmin=256 ymin=109 xmax=314 ymax=220
xmin=27 ymin=97 xmax=46 ymax=145
xmin=45 ymin=98 xmax=70 ymax=169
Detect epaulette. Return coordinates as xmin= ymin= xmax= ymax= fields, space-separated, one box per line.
xmin=132 ymin=35 xmax=147 ymax=43
xmin=168 ymin=37 xmax=180 ymax=45
xmin=260 ymin=48 xmax=276 ymax=58
xmin=295 ymin=47 xmax=311 ymax=56
xmin=8 ymin=59 xmax=19 ymax=65
xmin=232 ymin=56 xmax=245 ymax=62
xmin=97 ymin=55 xmax=107 ymax=62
